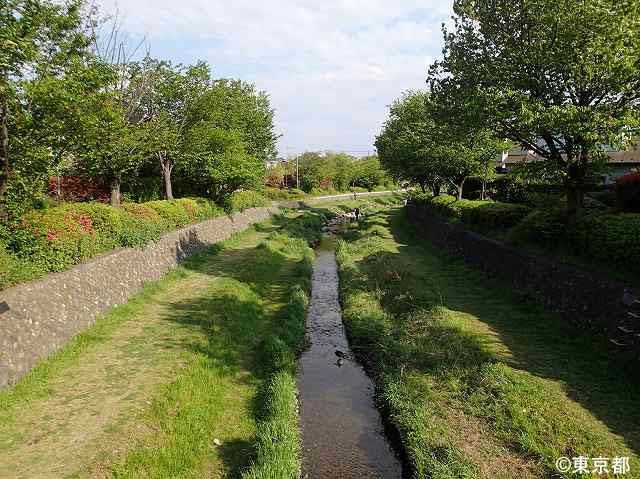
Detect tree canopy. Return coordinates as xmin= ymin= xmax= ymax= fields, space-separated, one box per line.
xmin=0 ymin=1 xmax=278 ymax=215
xmin=376 ymin=90 xmax=506 ymax=198
xmin=428 ymin=0 xmax=640 ymax=212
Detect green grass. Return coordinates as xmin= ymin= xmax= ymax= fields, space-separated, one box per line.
xmin=334 ymin=204 xmax=640 ymax=479
xmin=0 ymin=211 xmax=319 ymax=479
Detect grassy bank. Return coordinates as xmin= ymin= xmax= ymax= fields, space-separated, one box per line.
xmin=334 ymin=204 xmax=640 ymax=478
xmin=0 ymin=209 xmax=321 ymax=479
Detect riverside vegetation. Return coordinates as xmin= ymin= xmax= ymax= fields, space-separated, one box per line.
xmin=0 ymin=210 xmax=322 ymax=478
xmin=334 ymin=202 xmax=640 ymax=479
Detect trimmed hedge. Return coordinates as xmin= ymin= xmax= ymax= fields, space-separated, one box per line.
xmin=226 ymin=190 xmax=271 ymax=212
xmin=461 ymin=202 xmax=532 ymax=229
xmin=570 ymin=213 xmax=640 ymax=273
xmin=509 ymin=208 xmax=568 ymax=247
xmin=411 ymin=194 xmax=531 ymax=229
xmin=0 ymin=194 xmax=268 ymax=290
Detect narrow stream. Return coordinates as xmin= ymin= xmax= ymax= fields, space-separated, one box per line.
xmin=297 ymin=230 xmax=402 ymax=478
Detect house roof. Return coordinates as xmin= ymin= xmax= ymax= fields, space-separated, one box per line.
xmin=500 ymin=145 xmax=640 ymax=164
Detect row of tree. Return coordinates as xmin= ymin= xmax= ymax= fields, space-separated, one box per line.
xmin=377 ymin=0 xmax=640 ymax=214
xmin=376 ymin=91 xmax=507 ymax=200
xmin=1 ymin=0 xmax=277 ymax=218
xmin=267 ymin=152 xmax=389 ymax=192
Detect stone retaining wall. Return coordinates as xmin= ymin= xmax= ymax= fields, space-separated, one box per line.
xmin=0 ymin=206 xmax=279 ymax=388
xmin=406 ymin=201 xmax=640 ymax=355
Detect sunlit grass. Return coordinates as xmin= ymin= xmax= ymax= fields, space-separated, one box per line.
xmin=335 ymin=205 xmax=640 ymax=479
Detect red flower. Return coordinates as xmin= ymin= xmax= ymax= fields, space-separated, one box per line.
xmin=46 ymin=230 xmax=58 ymax=241
xmin=79 ymin=215 xmax=93 ymax=233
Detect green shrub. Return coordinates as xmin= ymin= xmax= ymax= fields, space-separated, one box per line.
xmin=0 ymin=244 xmax=41 ymax=290
xmin=492 ymin=176 xmax=530 ymax=204
xmin=461 ymin=202 xmax=531 ymax=229
xmin=1 ymin=197 xmax=227 ymax=289
xmin=569 ymin=213 xmax=640 ymax=273
xmin=226 ymin=191 xmax=270 ymax=212
xmin=144 ymin=199 xmax=195 ymax=227
xmin=263 ymin=187 xmax=307 ymax=201
xmin=586 ymin=190 xmax=616 ymax=208
xmin=509 ymin=208 xmax=568 ymax=247
xmin=9 ymin=203 xmax=123 ymax=272
xmin=411 ymin=194 xmax=530 ymax=229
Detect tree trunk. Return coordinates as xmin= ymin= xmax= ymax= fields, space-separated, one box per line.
xmin=0 ymin=93 xmax=9 ymax=220
xmin=566 ymin=181 xmax=585 ymax=218
xmin=110 ymin=175 xmax=121 ymax=208
xmin=159 ymin=154 xmax=174 ymax=200
xmin=420 ymin=182 xmax=426 ymax=193
xmin=565 ymin=156 xmax=587 ymax=218
xmin=481 ymin=179 xmax=486 ymax=200
xmin=457 ymin=177 xmax=466 ymax=200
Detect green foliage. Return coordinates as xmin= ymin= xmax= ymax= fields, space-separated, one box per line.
xmin=225 ymin=190 xmax=270 ymax=213
xmin=412 ymin=194 xmax=530 ymax=229
xmin=144 ymin=198 xmax=224 ymax=227
xmin=570 ymin=213 xmax=640 ymax=274
xmin=491 ymin=176 xmax=530 ymax=204
xmin=376 ymin=90 xmax=507 ymax=197
xmin=296 ymin=152 xmax=388 ymax=193
xmin=180 ymin=125 xmax=265 ymax=202
xmin=263 ymin=187 xmax=307 ymax=201
xmin=429 ymin=0 xmax=640 ymax=212
xmin=508 ymin=208 xmax=568 ymax=248
xmin=375 ymin=91 xmax=443 ymax=192
xmin=353 ymin=156 xmax=386 ymax=191
xmin=187 ymin=78 xmax=278 ymax=163
xmin=0 ymin=197 xmax=225 ymax=289
xmin=461 ymin=202 xmax=531 ymax=230
xmin=1 ymin=0 xmax=96 ymax=217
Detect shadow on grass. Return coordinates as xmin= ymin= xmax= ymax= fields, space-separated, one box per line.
xmin=347 ymin=207 xmax=640 ymax=458
xmin=218 ymin=439 xmax=256 ymax=479
xmin=145 ymin=238 xmax=304 ymax=477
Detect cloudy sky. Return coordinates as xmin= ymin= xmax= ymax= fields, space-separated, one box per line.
xmin=98 ymin=1 xmax=454 ymax=156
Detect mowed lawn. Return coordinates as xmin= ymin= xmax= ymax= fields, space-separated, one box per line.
xmin=335 ymin=205 xmax=640 ymax=479
xmin=0 ymin=211 xmax=320 ymax=479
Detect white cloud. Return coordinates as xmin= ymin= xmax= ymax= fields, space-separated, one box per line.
xmin=98 ymin=0 xmax=453 ymax=155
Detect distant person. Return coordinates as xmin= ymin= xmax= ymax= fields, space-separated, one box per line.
xmin=353 ymin=190 xmax=357 ymax=200
xmin=354 ymin=207 xmax=360 ymax=221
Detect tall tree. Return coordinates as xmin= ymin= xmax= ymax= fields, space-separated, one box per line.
xmin=0 ymin=0 xmax=89 ymax=217
xmin=429 ymin=0 xmax=640 ymax=214
xmin=181 ymin=123 xmax=264 ymax=202
xmin=140 ymin=60 xmax=212 ymax=200
xmin=77 ymin=31 xmax=160 ymax=207
xmin=188 ymin=79 xmax=278 ymax=164
xmin=375 ymin=91 xmax=445 ymax=194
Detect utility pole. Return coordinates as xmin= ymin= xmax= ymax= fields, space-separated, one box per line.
xmin=287 ymin=146 xmax=299 ymax=189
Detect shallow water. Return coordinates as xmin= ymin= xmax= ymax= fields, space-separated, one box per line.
xmin=297 ymin=247 xmax=402 ymax=479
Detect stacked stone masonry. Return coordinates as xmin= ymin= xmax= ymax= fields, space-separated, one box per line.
xmin=406 ymin=201 xmax=640 ymax=356
xmin=0 ymin=206 xmax=279 ymax=388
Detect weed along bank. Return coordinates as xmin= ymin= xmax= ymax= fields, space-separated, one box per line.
xmin=2 ymin=0 xmax=640 ymax=476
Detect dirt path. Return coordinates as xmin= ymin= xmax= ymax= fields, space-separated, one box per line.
xmin=297 ymin=246 xmax=402 ymax=478
xmin=0 ymin=226 xmax=283 ymax=479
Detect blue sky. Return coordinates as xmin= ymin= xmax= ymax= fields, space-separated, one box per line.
xmin=98 ymin=1 xmax=454 ymax=156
